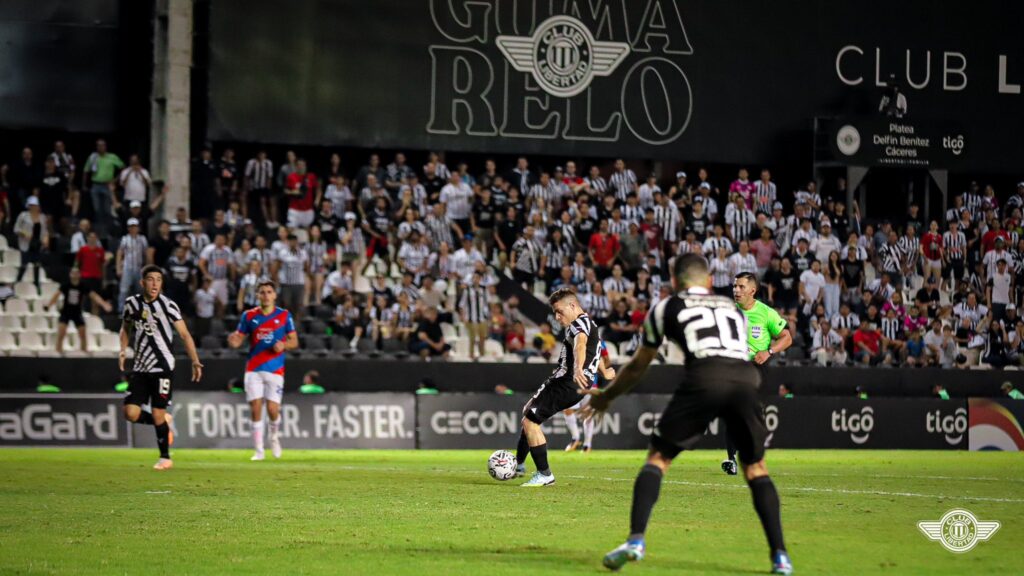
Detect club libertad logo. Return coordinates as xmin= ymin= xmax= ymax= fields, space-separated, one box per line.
xmin=496 ymin=15 xmax=629 ymax=98
xmin=918 ymin=509 xmax=1000 ymax=553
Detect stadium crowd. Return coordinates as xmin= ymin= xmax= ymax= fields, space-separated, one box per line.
xmin=2 ymin=139 xmax=1023 ymax=369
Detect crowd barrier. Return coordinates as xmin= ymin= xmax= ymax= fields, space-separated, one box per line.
xmin=3 ymin=393 xmax=1023 ymax=451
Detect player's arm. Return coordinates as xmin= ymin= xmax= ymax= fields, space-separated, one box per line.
xmin=173 ymin=318 xmax=203 ymax=382
xmin=227 ymin=313 xmax=249 ymax=348
xmin=118 ymin=320 xmax=130 ymax=372
xmin=598 ymin=354 xmax=616 ymax=380
xmin=587 ymin=345 xmax=658 ymax=410
xmin=43 ymin=289 xmax=61 ymax=311
xmin=89 ymin=291 xmax=113 ymax=313
xmin=275 ymin=331 xmax=299 ymax=353
xmin=572 ymin=331 xmax=589 ymax=389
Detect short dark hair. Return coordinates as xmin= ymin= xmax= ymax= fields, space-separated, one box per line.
xmin=548 ymin=287 xmax=578 ymax=306
xmin=140 ymin=265 xmax=164 ymax=279
xmin=672 ymin=253 xmax=709 ymax=288
xmin=735 ymin=271 xmax=759 ymax=292
xmin=257 ymin=280 xmax=277 ymax=292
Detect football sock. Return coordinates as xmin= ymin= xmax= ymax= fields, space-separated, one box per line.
xmin=629 ymin=463 xmax=663 ymax=540
xmin=516 ymin=431 xmax=530 ymax=466
xmin=565 ymin=413 xmax=580 ymax=441
xmin=253 ymin=420 xmax=265 ymax=452
xmin=725 ymin=431 xmax=737 ymax=461
xmin=529 ymin=443 xmax=550 ymax=475
xmin=155 ymin=422 xmax=170 ymax=459
xmin=583 ymin=417 xmax=595 ymax=447
xmin=749 ymin=476 xmax=786 ymax=553
xmin=134 ymin=411 xmax=154 ymax=425
xmin=268 ymin=417 xmax=280 ymax=437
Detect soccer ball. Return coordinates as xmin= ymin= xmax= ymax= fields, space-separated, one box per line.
xmin=487 ymin=449 xmax=517 ymax=481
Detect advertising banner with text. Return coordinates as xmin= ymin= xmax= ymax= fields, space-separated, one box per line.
xmin=208 ymin=0 xmax=1022 ymax=170
xmin=0 ymin=394 xmax=132 ymax=447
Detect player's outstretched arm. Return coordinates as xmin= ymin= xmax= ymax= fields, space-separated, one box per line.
xmin=280 ymin=331 xmax=299 ymax=351
xmin=174 ymin=319 xmax=203 ymax=382
xmin=226 ymin=331 xmax=246 ymax=348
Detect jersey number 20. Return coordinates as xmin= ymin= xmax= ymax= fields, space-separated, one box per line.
xmin=677 ymin=307 xmax=746 ymax=357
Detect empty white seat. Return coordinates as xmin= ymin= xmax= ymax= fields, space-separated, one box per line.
xmin=47 ymin=331 xmax=78 ymax=349
xmin=0 ymin=331 xmax=17 ymax=352
xmin=14 ymin=282 xmax=39 ymax=301
xmin=501 ymin=354 xmax=523 ymax=363
xmin=0 ymin=235 xmax=7 ymax=250
xmin=96 ymin=332 xmax=121 ymax=352
xmin=38 ymin=282 xmax=60 ymax=300
xmin=25 ymin=316 xmax=51 ymax=332
xmin=3 ymin=299 xmax=30 ymax=315
xmin=484 ymin=339 xmax=504 ymax=358
xmin=0 ymin=315 xmax=23 ymax=333
xmin=440 ymin=322 xmax=458 ymax=341
xmin=82 ymin=314 xmax=104 ymax=333
xmin=2 ymin=250 xmax=20 ymax=267
xmin=17 ymin=331 xmax=47 ymax=352
xmin=527 ymin=355 xmax=548 ymax=364
xmin=353 ymin=276 xmax=371 ymax=294
xmin=0 ymin=267 xmax=16 ymax=284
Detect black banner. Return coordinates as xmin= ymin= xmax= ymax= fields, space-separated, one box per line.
xmin=0 ymin=394 xmax=131 ymax=447
xmin=133 ymin=392 xmax=415 ymax=449
xmin=208 ymin=0 xmax=1023 ymax=171
xmin=826 ymin=116 xmax=968 ymax=169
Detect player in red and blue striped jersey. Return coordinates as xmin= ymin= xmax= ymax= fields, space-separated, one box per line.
xmin=227 ymin=281 xmax=298 ymax=461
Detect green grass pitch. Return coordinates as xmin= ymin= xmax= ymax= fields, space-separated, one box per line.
xmin=0 ymin=449 xmax=1021 ymax=575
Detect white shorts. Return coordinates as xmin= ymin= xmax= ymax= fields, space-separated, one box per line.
xmin=244 ymin=372 xmax=285 ymax=404
xmin=287 ymin=208 xmax=315 ymax=229
xmin=211 ymin=279 xmax=229 ymax=305
xmin=926 ymin=258 xmax=941 ymax=270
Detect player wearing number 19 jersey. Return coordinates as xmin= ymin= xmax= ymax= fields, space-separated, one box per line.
xmin=583 ymin=255 xmax=791 ymax=575
xmin=227 ymin=281 xmax=298 ymax=461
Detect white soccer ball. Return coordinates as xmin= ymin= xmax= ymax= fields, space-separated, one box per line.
xmin=487 ymin=449 xmax=518 ymax=481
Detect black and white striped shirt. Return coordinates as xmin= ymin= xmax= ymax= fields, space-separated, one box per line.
xmin=425 ymin=213 xmax=455 ymax=249
xmin=199 ymin=244 xmax=233 ymax=280
xmin=622 ymin=204 xmax=644 ymax=224
xmin=878 ymin=243 xmax=903 ymax=273
xmin=609 ymin=170 xmax=638 ymax=202
xmin=119 ymin=234 xmax=148 ymax=275
xmin=963 ymin=193 xmax=984 ymax=220
xmin=553 ymin=313 xmax=600 ymax=380
xmin=460 ymin=285 xmax=490 ymax=323
xmin=831 ymin=312 xmax=860 ymax=332
xmin=528 ymin=182 xmax=557 ymax=206
xmin=881 ymin=317 xmax=902 ymax=340
xmin=571 ymin=262 xmax=587 ymax=285
xmin=238 ymin=272 xmax=270 ymax=308
xmin=608 ymin=219 xmax=630 ymax=237
xmin=603 ymin=276 xmax=633 ymax=295
xmin=543 ymin=240 xmax=573 ymax=271
xmin=709 ymin=257 xmax=732 ymax=288
xmin=512 ymin=237 xmax=541 ymax=274
xmin=583 ymin=292 xmax=611 ymax=320
xmin=897 ymin=236 xmax=921 ymax=269
xmin=306 ymin=241 xmax=328 ymax=275
xmin=703 ymin=236 xmax=733 ymax=257
xmin=189 ymin=232 xmax=210 ymax=257
xmin=585 ymin=176 xmax=608 ymax=195
xmin=391 ymin=304 xmax=416 ymax=329
xmin=753 ymin=181 xmax=776 ymax=214
xmin=276 ymin=248 xmax=308 ymax=286
xmin=245 ymin=158 xmax=274 ymax=190
xmin=726 ymin=206 xmax=756 ymax=242
xmin=943 ymin=231 xmax=966 ymax=260
xmin=123 ymin=294 xmax=183 ymax=373
xmin=654 ymin=204 xmax=680 ymax=243
xmin=398 ymin=242 xmax=430 ymax=274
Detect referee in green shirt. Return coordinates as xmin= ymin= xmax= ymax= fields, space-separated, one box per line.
xmin=720 ymin=272 xmax=793 ymax=475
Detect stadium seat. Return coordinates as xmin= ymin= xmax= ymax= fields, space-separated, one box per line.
xmin=84 ymin=315 xmax=105 ymax=334
xmin=0 ymin=267 xmax=16 ymax=284
xmin=14 ymin=282 xmax=40 ymax=301
xmin=0 ymin=331 xmax=17 ymax=354
xmin=354 ymin=276 xmax=371 ymax=294
xmin=2 ymin=250 xmax=20 ymax=267
xmin=484 ymin=339 xmax=504 ymax=358
xmin=208 ymin=319 xmax=226 ymax=335
xmin=25 ymin=316 xmax=51 ymax=333
xmin=501 ymin=353 xmax=524 ymax=363
xmin=477 ymin=355 xmax=497 ymax=363
xmin=16 ymin=332 xmax=46 ymax=354
xmin=304 ymin=335 xmax=328 ymax=353
xmin=96 ymin=332 xmax=121 ymax=352
xmin=440 ymin=322 xmax=458 ymax=341
xmin=0 ymin=235 xmax=7 ymax=250
xmin=200 ymin=335 xmax=222 ymax=349
xmin=0 ymin=315 xmax=24 ymax=333
xmin=3 ymin=299 xmax=30 ymax=316
xmin=38 ymin=281 xmax=60 ymax=300
xmin=526 ymin=356 xmax=548 ymax=364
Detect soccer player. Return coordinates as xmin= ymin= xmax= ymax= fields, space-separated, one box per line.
xmin=120 ymin=265 xmax=203 ymax=470
xmin=515 ymin=287 xmax=600 ymax=486
xmin=227 ymin=281 xmax=298 ymax=461
xmin=42 ymin=267 xmax=113 ymax=353
xmin=582 ymin=254 xmax=792 ymax=574
xmin=721 ymin=272 xmax=792 ymax=475
xmin=563 ymin=340 xmax=616 ymax=453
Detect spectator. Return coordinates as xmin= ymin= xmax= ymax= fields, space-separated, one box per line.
xmin=42 ymin=267 xmax=112 ymax=353
xmin=245 ymin=150 xmax=275 ymax=227
xmin=237 ymin=259 xmax=268 ymax=313
xmin=459 ymin=271 xmax=490 ymax=359
xmin=117 ymin=154 xmax=151 ymax=208
xmin=728 ymin=240 xmax=758 ymax=278
xmin=274 ymin=233 xmax=309 ymax=320
xmin=987 ymin=258 xmax=1013 ymax=322
xmin=852 ymin=321 xmax=883 ymax=366
xmin=38 ymin=156 xmax=67 ymax=233
xmin=410 ymin=307 xmax=450 ymax=359
xmin=198 ymin=233 xmax=235 ymax=318
xmin=284 ymin=158 xmax=318 ymax=229
xmin=799 ymin=259 xmax=826 ymax=316
xmin=904 ymin=328 xmax=926 ymax=367
xmin=305 ymin=224 xmax=328 ymax=307
xmin=10 ymin=147 xmax=42 ymax=213
xmin=750 ymin=227 xmax=779 ymax=277
xmin=1001 ymin=381 xmax=1024 ymax=400
xmin=811 ymin=319 xmax=847 ymax=366
xmin=193 ymin=276 xmax=216 ymax=338
xmin=333 ymin=295 xmax=364 ymax=350
xmin=191 ymin=147 xmax=219 ymax=220
xmin=14 ymin=197 xmax=49 ymax=286
xmin=116 ymin=218 xmax=148 ymax=309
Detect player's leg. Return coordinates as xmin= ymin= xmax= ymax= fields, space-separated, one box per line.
xmin=245 ymin=372 xmax=266 ymax=460
xmin=123 ymin=374 xmax=155 ymax=425
xmin=265 ymin=373 xmax=285 ymax=458
xmin=149 ymin=374 xmax=174 ymax=470
xmin=723 ymin=387 xmax=791 ymax=575
xmin=721 ymin=421 xmax=738 ymax=476
xmin=562 ymin=407 xmax=582 ymax=452
xmin=582 ymin=417 xmax=596 ymax=452
xmin=55 ymin=322 xmax=68 ymax=353
xmin=519 ymin=380 xmax=575 ymax=486
xmin=76 ymin=324 xmax=88 ymax=352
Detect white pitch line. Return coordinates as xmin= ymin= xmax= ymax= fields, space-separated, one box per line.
xmin=562 ymin=475 xmax=1024 ymax=504
xmin=145 ymin=490 xmax=171 ymax=494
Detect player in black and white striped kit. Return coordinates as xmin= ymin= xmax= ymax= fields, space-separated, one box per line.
xmin=515 ymin=288 xmax=600 ymax=487
xmin=582 ymin=254 xmax=792 ymax=574
xmin=120 ymin=265 xmax=203 ymax=470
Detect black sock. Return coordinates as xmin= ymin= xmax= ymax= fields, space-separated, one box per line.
xmin=726 ymin=437 xmax=737 ymax=461
xmin=529 ymin=443 xmax=550 ymax=475
xmin=134 ymin=411 xmax=154 ymax=425
xmin=516 ymin=431 xmax=530 ymax=467
xmin=749 ymin=476 xmax=786 ymax=553
xmin=629 ymin=464 xmax=664 ymax=540
xmin=155 ymin=422 xmax=170 ymax=459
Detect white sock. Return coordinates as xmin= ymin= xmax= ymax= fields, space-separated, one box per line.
xmin=269 ymin=417 xmax=281 ymax=438
xmin=252 ymin=420 xmax=265 ymax=452
xmin=583 ymin=417 xmax=595 ymax=447
xmin=564 ymin=413 xmax=580 ymax=441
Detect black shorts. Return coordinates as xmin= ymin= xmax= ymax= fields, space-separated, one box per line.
xmin=58 ymin=308 xmax=84 ymax=327
xmin=649 ymin=360 xmax=767 ymax=465
xmin=124 ymin=372 xmax=174 ymax=410
xmin=523 ymin=377 xmax=582 ymax=424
